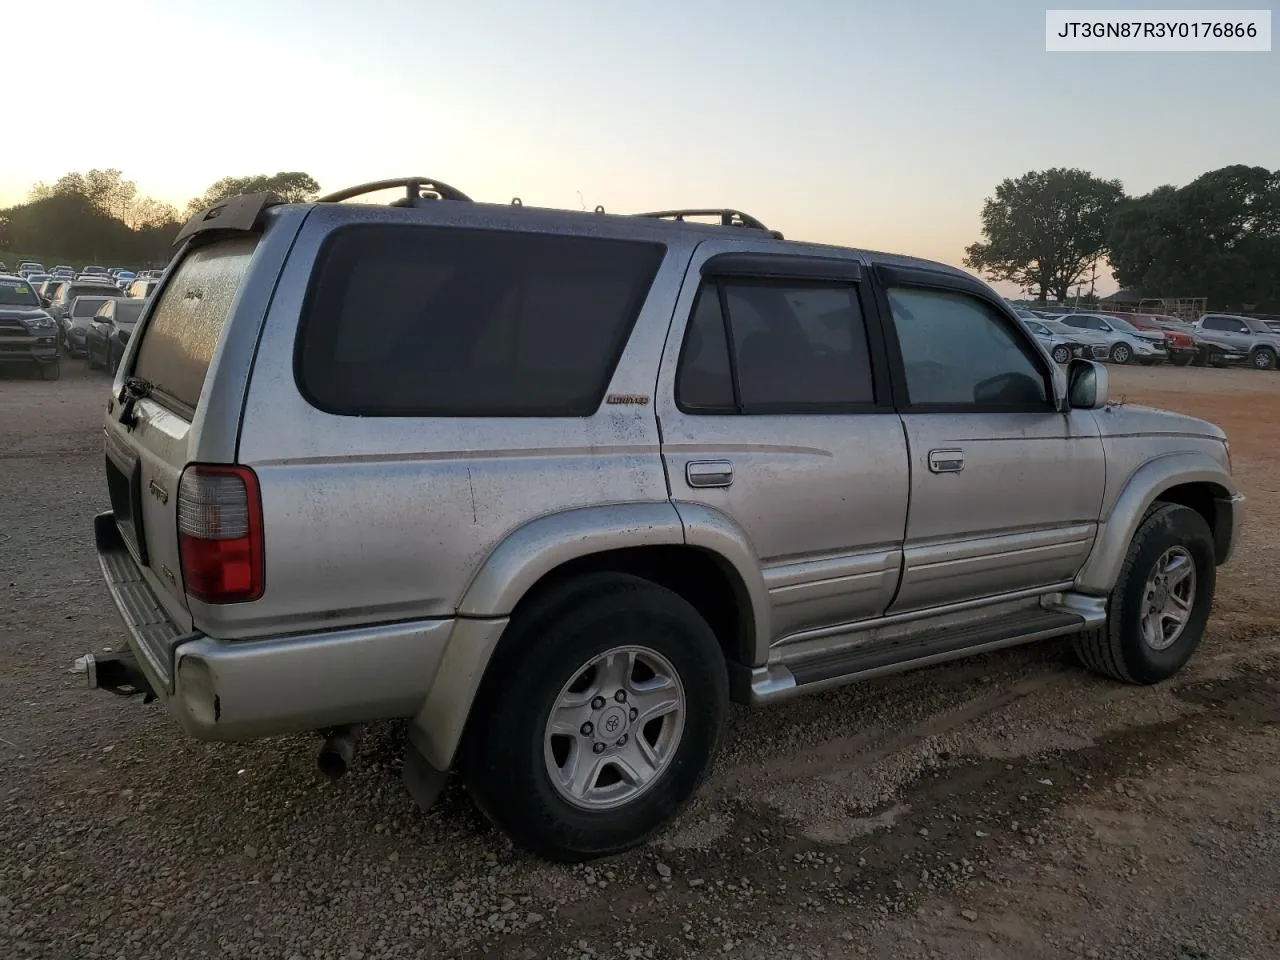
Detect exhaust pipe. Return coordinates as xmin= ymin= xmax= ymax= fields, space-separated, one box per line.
xmin=317 ymin=726 xmax=362 ymax=780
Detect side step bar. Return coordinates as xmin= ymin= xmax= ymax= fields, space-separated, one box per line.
xmin=744 ymin=599 xmax=1104 ymax=705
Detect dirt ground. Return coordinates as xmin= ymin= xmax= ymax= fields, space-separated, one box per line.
xmin=1 ymin=361 xmax=1278 ymax=960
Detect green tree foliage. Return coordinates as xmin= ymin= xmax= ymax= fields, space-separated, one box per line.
xmin=1108 ymin=165 xmax=1280 ymax=311
xmin=964 ymin=168 xmax=1125 ymax=303
xmin=185 ymin=171 xmax=321 ymax=214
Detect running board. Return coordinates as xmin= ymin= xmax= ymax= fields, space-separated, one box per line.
xmin=743 ymin=601 xmax=1104 ymax=705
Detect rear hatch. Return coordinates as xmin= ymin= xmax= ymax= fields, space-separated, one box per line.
xmin=104 ymin=236 xmax=260 ymax=629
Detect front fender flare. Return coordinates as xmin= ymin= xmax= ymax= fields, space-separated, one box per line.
xmin=1074 ymin=453 xmax=1238 ymax=595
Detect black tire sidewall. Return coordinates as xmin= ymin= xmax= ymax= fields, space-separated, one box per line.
xmin=463 ymin=577 xmax=728 ymax=861
xmin=1111 ymin=505 xmax=1216 ymax=684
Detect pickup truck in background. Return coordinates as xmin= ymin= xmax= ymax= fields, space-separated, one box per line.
xmin=1189 ymin=314 xmax=1280 ymax=370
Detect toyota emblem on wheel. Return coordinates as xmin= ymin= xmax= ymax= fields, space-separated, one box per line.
xmin=605 ymin=716 xmax=619 ymax=733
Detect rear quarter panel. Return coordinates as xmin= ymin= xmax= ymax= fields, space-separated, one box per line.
xmin=222 ymin=205 xmax=695 ymax=639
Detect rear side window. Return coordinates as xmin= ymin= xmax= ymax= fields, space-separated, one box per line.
xmin=133 ymin=237 xmax=258 ymax=416
xmin=297 ymin=225 xmax=664 ymax=417
xmin=676 ymin=277 xmax=876 ymax=413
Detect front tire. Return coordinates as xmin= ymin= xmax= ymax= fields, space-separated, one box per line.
xmin=1074 ymin=503 xmax=1215 ymax=685
xmin=461 ymin=573 xmax=728 ymax=862
xmin=1110 ymin=343 xmax=1132 ymax=365
xmin=1051 ymin=345 xmax=1071 ymax=364
xmin=1250 ymin=347 xmax=1276 ymax=370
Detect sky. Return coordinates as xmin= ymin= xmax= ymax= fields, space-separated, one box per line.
xmin=4 ymin=0 xmax=1277 ymax=294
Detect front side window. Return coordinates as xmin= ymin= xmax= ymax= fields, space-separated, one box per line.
xmin=886 ymin=287 xmax=1049 ymax=408
xmin=675 ymin=277 xmax=876 ymax=413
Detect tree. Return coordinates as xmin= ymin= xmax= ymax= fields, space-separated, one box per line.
xmin=1108 ymin=165 xmax=1280 ymax=311
xmin=964 ymin=168 xmax=1125 ymax=303
xmin=31 ymin=168 xmax=138 ymax=221
xmin=185 ymin=171 xmax=320 ymax=214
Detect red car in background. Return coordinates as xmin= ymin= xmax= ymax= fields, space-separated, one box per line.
xmin=1098 ymin=312 xmax=1197 ymax=366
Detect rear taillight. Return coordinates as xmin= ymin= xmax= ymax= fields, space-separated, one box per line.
xmin=177 ymin=464 xmax=264 ymax=604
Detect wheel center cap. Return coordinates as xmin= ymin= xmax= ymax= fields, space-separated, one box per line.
xmin=1152 ymin=585 xmax=1168 ymax=606
xmin=597 ymin=705 xmax=629 ymax=740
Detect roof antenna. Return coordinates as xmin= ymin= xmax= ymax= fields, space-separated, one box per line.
xmin=576 ymin=190 xmax=586 ymax=211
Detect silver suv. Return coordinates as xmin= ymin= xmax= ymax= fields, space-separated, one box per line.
xmin=82 ymin=179 xmax=1244 ymax=862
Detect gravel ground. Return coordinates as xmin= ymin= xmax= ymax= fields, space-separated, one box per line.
xmin=2 ymin=360 xmax=1279 ymax=960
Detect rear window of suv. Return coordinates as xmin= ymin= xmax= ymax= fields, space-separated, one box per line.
xmin=132 ymin=237 xmax=258 ymax=416
xmin=296 ymin=225 xmax=665 ymax=417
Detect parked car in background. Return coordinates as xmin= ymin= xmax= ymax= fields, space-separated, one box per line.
xmin=24 ymin=272 xmax=51 ymax=290
xmin=43 ymin=278 xmax=121 ymax=324
xmin=125 ymin=278 xmax=160 ymax=299
xmin=0 ymin=274 xmax=60 ymax=379
xmin=52 ymin=265 xmax=75 ymax=278
xmin=0 ymin=261 xmax=7 ymax=272
xmin=60 ymin=295 xmax=123 ymax=356
xmin=1191 ymin=314 xmax=1280 ymax=370
xmin=1059 ymin=313 xmax=1167 ymax=365
xmin=1016 ymin=313 xmax=1085 ymax=363
xmin=86 ymin=297 xmax=146 ymax=373
xmin=1105 ymin=313 xmax=1198 ymax=366
xmin=17 ymin=261 xmax=45 ymax=277
xmin=1264 ymin=320 xmax=1280 ymax=335
xmin=113 ymin=270 xmax=137 ymax=290
xmin=81 ymin=265 xmax=107 ymax=276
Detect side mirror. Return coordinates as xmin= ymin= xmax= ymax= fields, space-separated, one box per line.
xmin=40 ymin=297 xmax=51 ymax=308
xmin=1067 ymin=359 xmax=1109 ymax=410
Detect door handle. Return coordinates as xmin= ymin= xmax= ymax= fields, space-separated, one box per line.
xmin=928 ymin=449 xmax=965 ymax=473
xmin=686 ymin=460 xmax=734 ymax=488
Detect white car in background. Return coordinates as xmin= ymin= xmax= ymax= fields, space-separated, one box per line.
xmin=1058 ymin=313 xmax=1169 ymax=365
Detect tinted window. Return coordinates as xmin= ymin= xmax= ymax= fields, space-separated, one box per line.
xmin=133 ymin=237 xmax=258 ymax=415
xmin=728 ymin=280 xmax=874 ymax=408
xmin=1026 ymin=321 xmax=1049 ymax=336
xmin=887 ymin=288 xmax=1048 ymax=408
xmin=71 ymin=297 xmax=111 ymax=316
xmin=298 ymin=226 xmax=664 ymax=417
xmin=113 ymin=299 xmax=145 ymax=323
xmin=675 ymin=286 xmax=735 ymax=411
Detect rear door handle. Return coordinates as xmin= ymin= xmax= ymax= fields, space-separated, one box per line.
xmin=686 ymin=460 xmax=734 ymax=488
xmin=928 ymin=449 xmax=965 ymax=473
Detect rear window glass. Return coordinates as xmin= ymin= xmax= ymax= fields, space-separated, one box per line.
xmin=297 ymin=225 xmax=665 ymax=417
xmin=133 ymin=237 xmax=258 ymax=415
xmin=114 ymin=299 xmax=145 ymax=323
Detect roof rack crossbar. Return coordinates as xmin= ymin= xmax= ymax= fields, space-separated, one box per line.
xmin=633 ymin=208 xmax=771 ymax=231
xmin=316 ymin=177 xmax=473 ymax=205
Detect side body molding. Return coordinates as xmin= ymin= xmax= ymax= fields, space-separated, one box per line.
xmin=1074 ymin=453 xmax=1239 ymax=595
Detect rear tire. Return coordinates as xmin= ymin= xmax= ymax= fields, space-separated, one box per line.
xmin=1110 ymin=343 xmax=1132 ymax=365
xmin=460 ymin=573 xmax=728 ymax=862
xmin=1074 ymin=503 xmax=1215 ymax=685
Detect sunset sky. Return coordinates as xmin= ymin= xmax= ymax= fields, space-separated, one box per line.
xmin=4 ymin=0 xmax=1276 ymax=293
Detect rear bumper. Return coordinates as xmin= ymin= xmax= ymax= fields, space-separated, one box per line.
xmin=93 ymin=511 xmax=453 ymax=741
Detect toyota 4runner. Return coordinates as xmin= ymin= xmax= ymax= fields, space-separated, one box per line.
xmin=80 ymin=178 xmax=1243 ymax=862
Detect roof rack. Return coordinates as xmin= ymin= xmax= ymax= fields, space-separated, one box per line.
xmin=316 ymin=177 xmax=473 ymax=206
xmin=633 ymin=208 xmax=782 ymax=239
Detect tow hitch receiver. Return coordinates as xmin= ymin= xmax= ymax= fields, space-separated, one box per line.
xmin=73 ymin=651 xmax=157 ymax=703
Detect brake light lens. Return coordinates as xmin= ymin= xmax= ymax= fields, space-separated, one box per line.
xmin=177 ymin=464 xmax=264 ymax=603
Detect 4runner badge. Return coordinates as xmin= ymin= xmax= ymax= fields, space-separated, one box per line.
xmin=606 ymin=394 xmax=650 ymax=406
xmin=148 ymin=479 xmax=169 ymax=504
